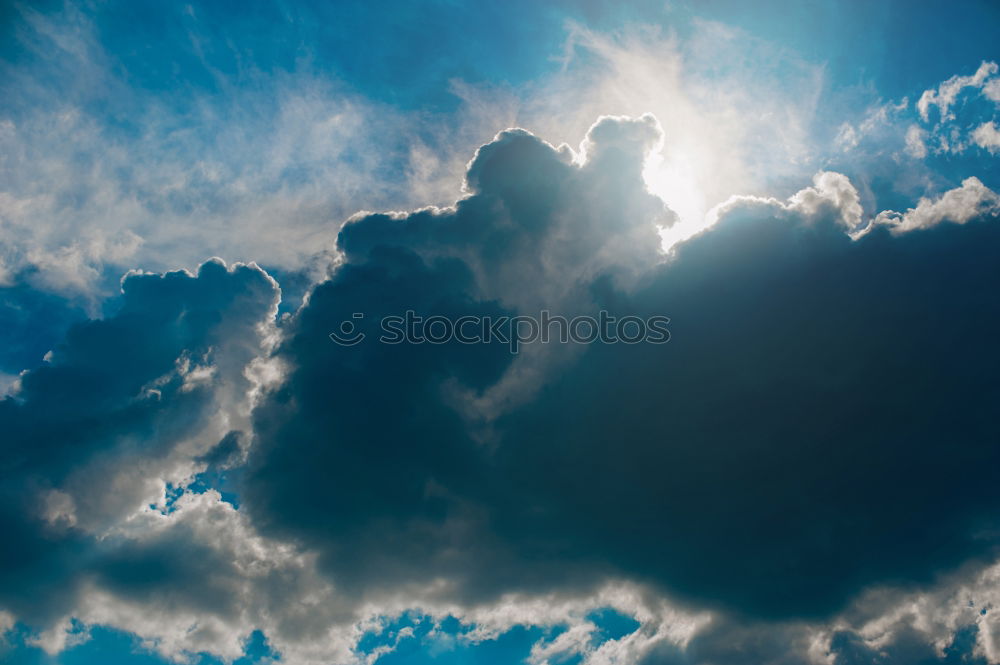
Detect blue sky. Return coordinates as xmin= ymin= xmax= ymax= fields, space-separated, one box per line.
xmin=2 ymin=1 xmax=1000 ymax=664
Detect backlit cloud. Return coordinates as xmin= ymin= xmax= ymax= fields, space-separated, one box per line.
xmin=4 ymin=3 xmax=1000 ymax=664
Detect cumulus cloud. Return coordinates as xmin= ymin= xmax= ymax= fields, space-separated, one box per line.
xmin=867 ymin=176 xmax=1000 ymax=234
xmin=1 ymin=7 xmax=840 ymax=306
xmin=682 ymin=170 xmax=864 ymax=248
xmin=0 ymin=258 xmax=279 ymax=627
xmin=5 ymin=0 xmax=1000 ymax=662
xmin=3 ymin=111 xmax=1000 ymax=665
xmin=479 ymin=20 xmax=828 ymax=229
xmin=244 ymin=116 xmax=673 ymax=609
xmin=236 ymin=116 xmax=1000 ymax=661
xmin=677 ymin=556 xmax=1000 ymax=665
xmin=973 ymin=121 xmax=1000 ymax=153
xmin=56 ymin=491 xmax=364 ymax=665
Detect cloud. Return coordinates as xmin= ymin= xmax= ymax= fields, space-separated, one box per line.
xmin=830 ymin=61 xmax=1000 ymax=198
xmin=672 ymin=556 xmax=1000 ymax=665
xmin=488 ymin=175 xmax=1000 ymax=620
xmin=3 ymin=0 xmax=1000 ymax=662
xmin=973 ymin=121 xmax=1000 ymax=153
xmin=4 ymin=102 xmax=1000 ymax=663
xmin=0 ymin=4 xmax=510 ymax=300
xmin=672 ymin=170 xmax=864 ymax=250
xmin=985 ymin=78 xmax=1000 ymax=104
xmin=833 ymin=98 xmax=911 ymax=155
xmin=232 ymin=114 xmax=1000 ymax=662
xmin=906 ymin=61 xmax=1000 ymax=159
xmin=58 ymin=490 xmax=361 ymax=665
xmin=0 ymin=258 xmax=279 ymax=627
xmin=904 ymin=124 xmax=928 ymax=159
xmin=243 ymin=116 xmax=673 ymax=612
xmin=867 ymin=176 xmax=1000 ymax=234
xmin=471 ymin=20 xmax=829 ymax=230
xmin=916 ymin=60 xmax=999 ymax=122
xmin=1 ymin=7 xmax=837 ymax=305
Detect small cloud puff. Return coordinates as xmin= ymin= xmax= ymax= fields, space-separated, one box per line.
xmin=917 ymin=61 xmax=999 ymax=122
xmin=868 ymin=177 xmax=1000 ymax=235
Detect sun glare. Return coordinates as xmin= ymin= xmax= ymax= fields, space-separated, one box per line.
xmin=642 ymin=150 xmax=713 ymax=253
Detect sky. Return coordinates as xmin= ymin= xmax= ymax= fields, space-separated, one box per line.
xmin=2 ymin=0 xmax=1000 ymax=664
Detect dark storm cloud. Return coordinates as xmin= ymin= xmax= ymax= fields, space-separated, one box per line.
xmin=243 ymin=113 xmax=1000 ymax=627
xmin=244 ymin=115 xmax=670 ymax=600
xmin=0 ymin=259 xmax=278 ymax=624
xmin=496 ymin=203 xmax=1000 ymax=619
xmin=639 ymin=617 xmax=988 ymax=665
xmin=3 ymin=112 xmax=999 ymax=663
xmin=336 ymin=115 xmax=667 ymax=310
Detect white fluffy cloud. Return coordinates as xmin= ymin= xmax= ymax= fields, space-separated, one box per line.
xmin=0 ymin=8 xmax=514 ymax=299
xmin=688 ymin=169 xmax=864 ymax=248
xmin=916 ymin=60 xmax=999 ymax=122
xmin=904 ymin=124 xmax=928 ymax=159
xmin=973 ymin=121 xmax=1000 ymax=153
xmin=910 ymin=61 xmax=1000 ymax=158
xmin=30 ymin=486 xmax=716 ymax=665
xmin=867 ymin=176 xmax=1000 ymax=235
xmin=839 ymin=62 xmax=1000 ymax=163
xmin=52 ymin=491 xmax=357 ymax=665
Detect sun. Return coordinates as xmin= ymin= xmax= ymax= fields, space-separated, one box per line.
xmin=642 ymin=149 xmax=713 ymax=253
